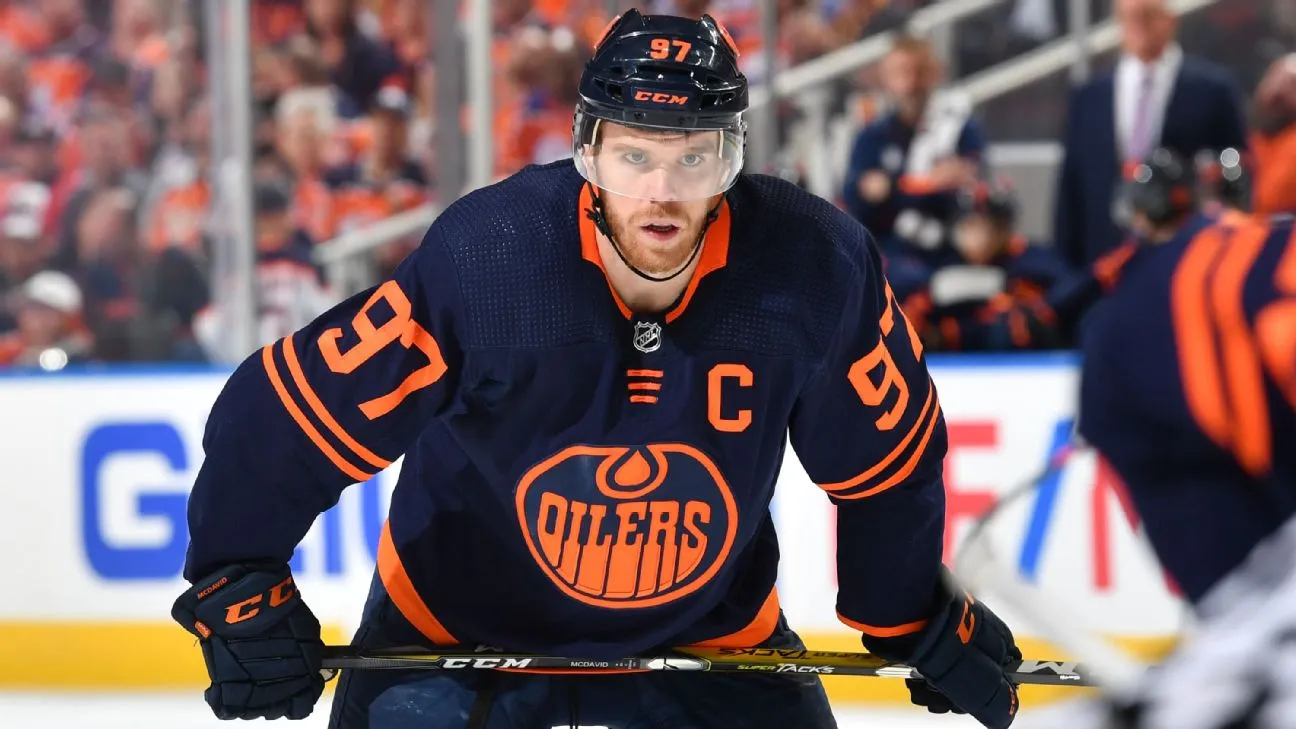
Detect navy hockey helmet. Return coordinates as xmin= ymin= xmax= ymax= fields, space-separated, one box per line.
xmin=1122 ymin=148 xmax=1197 ymax=227
xmin=956 ymin=181 xmax=1017 ymax=227
xmin=573 ymin=9 xmax=748 ymax=201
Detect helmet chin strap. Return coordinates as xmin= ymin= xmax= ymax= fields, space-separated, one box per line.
xmin=584 ymin=183 xmax=721 ymax=284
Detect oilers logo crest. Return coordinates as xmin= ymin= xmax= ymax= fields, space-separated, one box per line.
xmin=514 ymin=444 xmax=738 ymax=608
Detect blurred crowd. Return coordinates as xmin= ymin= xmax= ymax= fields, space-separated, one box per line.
xmin=0 ymin=0 xmax=1292 ymax=367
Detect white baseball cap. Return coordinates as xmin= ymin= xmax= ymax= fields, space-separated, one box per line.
xmin=21 ymin=270 xmax=82 ymax=315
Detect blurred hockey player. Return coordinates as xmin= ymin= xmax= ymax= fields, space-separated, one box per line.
xmin=169 ymin=10 xmax=1022 ymax=729
xmin=1049 ymin=148 xmax=1211 ymax=343
xmin=1071 ymin=147 xmax=1296 ymax=728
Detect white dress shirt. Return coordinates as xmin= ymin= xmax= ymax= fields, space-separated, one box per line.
xmin=1114 ymin=43 xmax=1183 ymax=162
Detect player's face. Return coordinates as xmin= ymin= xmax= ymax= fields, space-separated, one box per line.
xmin=595 ymin=124 xmax=725 ymax=276
xmin=592 ymin=123 xmax=730 ymax=203
xmin=954 ymin=217 xmax=1001 ymax=265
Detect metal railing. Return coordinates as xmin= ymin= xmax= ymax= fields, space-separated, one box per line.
xmin=313 ymin=0 xmax=1219 ymax=296
xmin=748 ymin=0 xmax=1009 ymax=110
xmin=959 ymin=0 xmax=1216 ymax=106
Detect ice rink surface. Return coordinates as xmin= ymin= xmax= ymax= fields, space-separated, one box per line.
xmin=0 ymin=692 xmax=1085 ymax=728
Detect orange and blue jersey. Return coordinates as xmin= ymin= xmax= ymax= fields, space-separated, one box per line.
xmin=1079 ymin=211 xmax=1296 ymax=603
xmin=902 ymin=236 xmax=1074 ymax=352
xmin=183 ymin=160 xmax=949 ymax=659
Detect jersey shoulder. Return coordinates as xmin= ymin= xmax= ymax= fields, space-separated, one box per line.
xmin=702 ymin=174 xmax=884 ymax=359
xmin=419 ymin=160 xmax=613 ymax=348
xmin=1080 ymin=213 xmax=1296 ymax=461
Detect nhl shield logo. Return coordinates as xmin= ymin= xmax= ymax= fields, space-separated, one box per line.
xmin=633 ymin=321 xmax=662 ymax=353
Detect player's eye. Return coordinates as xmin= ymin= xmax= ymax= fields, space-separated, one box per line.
xmin=679 ymin=153 xmax=705 ymax=167
xmin=623 ymin=150 xmax=648 ymax=165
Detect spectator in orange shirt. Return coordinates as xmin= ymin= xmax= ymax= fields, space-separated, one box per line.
xmin=27 ymin=0 xmax=104 ymax=134
xmin=325 ymin=84 xmax=428 ymax=272
xmin=326 ymin=85 xmax=426 ymax=222
xmin=147 ymin=98 xmax=211 ymax=258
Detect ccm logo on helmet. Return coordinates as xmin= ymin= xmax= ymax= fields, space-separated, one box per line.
xmin=633 ymin=89 xmax=691 ymax=106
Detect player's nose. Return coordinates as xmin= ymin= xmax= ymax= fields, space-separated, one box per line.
xmin=638 ymin=167 xmax=678 ymax=202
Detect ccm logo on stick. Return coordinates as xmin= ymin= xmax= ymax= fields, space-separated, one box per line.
xmin=440 ymin=657 xmax=534 ymax=669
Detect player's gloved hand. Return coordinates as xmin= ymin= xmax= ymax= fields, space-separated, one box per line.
xmin=863 ymin=581 xmax=1021 ymax=729
xmin=171 ymin=562 xmax=325 ymax=720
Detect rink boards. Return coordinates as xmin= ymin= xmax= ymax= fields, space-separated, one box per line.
xmin=0 ymin=354 xmax=1182 ymax=704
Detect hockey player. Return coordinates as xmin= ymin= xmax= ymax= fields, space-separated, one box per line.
xmin=901 ymin=182 xmax=1072 ymax=352
xmin=170 ymin=10 xmax=1021 ymax=729
xmin=1049 ymin=148 xmax=1212 ymax=344
xmin=1072 ymin=147 xmax=1296 ymax=728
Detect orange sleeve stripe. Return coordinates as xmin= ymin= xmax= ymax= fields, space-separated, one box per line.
xmin=838 ymin=612 xmax=928 ymax=637
xmin=1257 ymin=299 xmax=1296 ymax=409
xmin=261 ymin=343 xmax=373 ymax=482
xmin=1171 ymin=226 xmax=1232 ymax=448
xmin=689 ymin=587 xmax=781 ymax=648
xmin=830 ymin=393 xmax=941 ymax=500
xmin=819 ymin=380 xmax=937 ymax=494
xmin=377 ymin=521 xmax=458 ymax=645
xmin=1211 ymin=222 xmax=1272 ymax=476
xmin=281 ymin=335 xmax=392 ymax=471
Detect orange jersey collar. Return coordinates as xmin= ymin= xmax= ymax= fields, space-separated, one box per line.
xmin=577 ymin=185 xmax=731 ymax=323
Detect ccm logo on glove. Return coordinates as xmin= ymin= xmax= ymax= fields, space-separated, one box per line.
xmin=172 ymin=563 xmax=325 ymax=721
xmin=221 ymin=575 xmax=295 ymax=624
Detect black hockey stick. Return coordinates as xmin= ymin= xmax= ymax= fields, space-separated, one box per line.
xmin=320 ymin=645 xmax=1096 ymax=686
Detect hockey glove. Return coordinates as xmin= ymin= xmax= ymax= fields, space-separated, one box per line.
xmin=863 ymin=584 xmax=1021 ymax=729
xmin=171 ymin=562 xmax=325 ymax=720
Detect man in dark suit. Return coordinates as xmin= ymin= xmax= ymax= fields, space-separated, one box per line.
xmin=1052 ymin=0 xmax=1248 ymax=268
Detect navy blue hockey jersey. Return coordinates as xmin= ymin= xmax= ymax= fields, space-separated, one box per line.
xmin=183 ymin=160 xmax=949 ymax=659
xmin=1079 ymin=211 xmax=1296 ymax=603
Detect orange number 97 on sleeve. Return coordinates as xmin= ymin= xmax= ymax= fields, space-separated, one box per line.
xmin=318 ymin=281 xmax=447 ymax=420
xmin=846 ymin=287 xmax=923 ymax=431
xmin=649 ymin=38 xmax=692 ymax=61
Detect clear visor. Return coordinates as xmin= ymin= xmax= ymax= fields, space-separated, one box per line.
xmin=572 ymin=114 xmax=744 ymax=202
